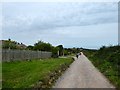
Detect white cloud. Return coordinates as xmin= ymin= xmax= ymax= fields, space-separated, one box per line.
xmin=2 ymin=2 xmax=118 ymax=48
xmin=2 ymin=2 xmax=118 ymax=31
xmin=1 ymin=0 xmax=119 ymax=2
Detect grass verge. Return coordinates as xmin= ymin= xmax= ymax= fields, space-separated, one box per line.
xmin=88 ymin=56 xmax=119 ymax=88
xmin=83 ymin=46 xmax=120 ymax=89
xmin=2 ymin=58 xmax=73 ymax=88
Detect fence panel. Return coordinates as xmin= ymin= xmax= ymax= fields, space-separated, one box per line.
xmin=2 ymin=49 xmax=52 ymax=62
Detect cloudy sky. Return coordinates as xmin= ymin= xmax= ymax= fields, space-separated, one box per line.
xmin=2 ymin=2 xmax=118 ymax=49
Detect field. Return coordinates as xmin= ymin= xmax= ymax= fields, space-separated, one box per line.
xmin=2 ymin=58 xmax=73 ymax=88
xmin=83 ymin=46 xmax=120 ymax=89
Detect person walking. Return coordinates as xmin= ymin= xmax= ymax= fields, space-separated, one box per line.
xmin=76 ymin=53 xmax=79 ymax=58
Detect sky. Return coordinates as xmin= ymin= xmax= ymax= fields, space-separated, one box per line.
xmin=1 ymin=2 xmax=118 ymax=49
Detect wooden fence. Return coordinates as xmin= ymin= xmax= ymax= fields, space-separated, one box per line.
xmin=2 ymin=49 xmax=52 ymax=62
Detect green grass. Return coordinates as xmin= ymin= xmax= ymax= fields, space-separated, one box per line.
xmin=83 ymin=46 xmax=120 ymax=89
xmin=2 ymin=58 xmax=73 ymax=88
xmin=89 ymin=57 xmax=118 ymax=79
xmin=89 ymin=57 xmax=120 ymax=89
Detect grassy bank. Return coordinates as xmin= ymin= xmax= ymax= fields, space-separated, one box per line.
xmin=2 ymin=58 xmax=73 ymax=88
xmin=83 ymin=46 xmax=120 ymax=89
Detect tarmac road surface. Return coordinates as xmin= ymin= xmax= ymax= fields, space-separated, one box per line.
xmin=53 ymin=52 xmax=115 ymax=88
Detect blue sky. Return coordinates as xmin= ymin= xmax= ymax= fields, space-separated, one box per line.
xmin=2 ymin=2 xmax=118 ymax=49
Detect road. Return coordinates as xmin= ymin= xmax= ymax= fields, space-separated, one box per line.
xmin=53 ymin=53 xmax=115 ymax=88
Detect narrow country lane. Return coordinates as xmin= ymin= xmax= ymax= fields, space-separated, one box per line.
xmin=53 ymin=53 xmax=115 ymax=88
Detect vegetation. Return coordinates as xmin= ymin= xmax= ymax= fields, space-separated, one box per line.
xmin=83 ymin=45 xmax=120 ymax=89
xmin=33 ymin=41 xmax=64 ymax=57
xmin=2 ymin=58 xmax=73 ymax=88
xmin=34 ymin=41 xmax=52 ymax=51
xmin=2 ymin=39 xmax=87 ymax=58
xmin=56 ymin=45 xmax=64 ymax=56
xmin=2 ymin=39 xmax=119 ymax=88
xmin=2 ymin=39 xmax=26 ymax=50
xmin=2 ymin=39 xmax=71 ymax=57
xmin=2 ymin=39 xmax=75 ymax=88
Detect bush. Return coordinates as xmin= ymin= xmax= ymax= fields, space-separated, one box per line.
xmin=84 ymin=45 xmax=120 ymax=88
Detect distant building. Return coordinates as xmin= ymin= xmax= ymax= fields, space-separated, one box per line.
xmin=17 ymin=43 xmax=27 ymax=49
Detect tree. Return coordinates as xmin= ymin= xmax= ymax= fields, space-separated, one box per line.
xmin=34 ymin=41 xmax=52 ymax=51
xmin=2 ymin=40 xmax=17 ymax=49
xmin=51 ymin=46 xmax=59 ymax=58
xmin=27 ymin=45 xmax=34 ymax=50
xmin=57 ymin=45 xmax=63 ymax=56
xmin=63 ymin=49 xmax=69 ymax=56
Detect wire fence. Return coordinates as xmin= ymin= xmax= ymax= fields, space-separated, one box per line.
xmin=2 ymin=49 xmax=52 ymax=62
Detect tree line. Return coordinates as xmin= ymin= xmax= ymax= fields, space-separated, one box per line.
xmin=2 ymin=39 xmax=83 ymax=57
